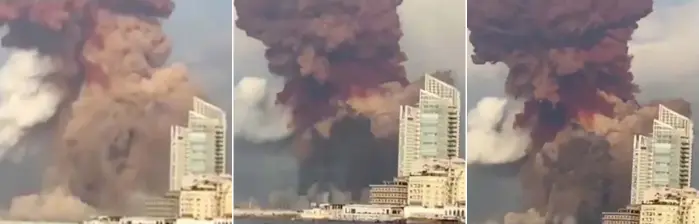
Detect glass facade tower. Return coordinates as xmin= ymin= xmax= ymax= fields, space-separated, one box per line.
xmin=397 ymin=72 xmax=461 ymax=177
xmin=630 ymin=105 xmax=693 ymax=205
xmin=169 ymin=97 xmax=227 ymax=191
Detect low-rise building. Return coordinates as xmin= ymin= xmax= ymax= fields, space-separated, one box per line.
xmin=603 ymin=187 xmax=699 ymax=224
xmin=178 ymin=175 xmax=232 ymax=220
xmin=406 ymin=157 xmax=465 ymax=207
xmin=403 ymin=206 xmax=464 ymax=220
xmin=641 ymin=202 xmax=680 ymax=224
xmin=408 ymin=174 xmax=449 ymax=208
xmin=299 ymin=204 xmax=344 ymax=220
xmin=338 ymin=204 xmax=404 ymax=222
xmin=144 ymin=191 xmax=180 ymax=218
xmin=369 ymin=180 xmax=408 ymax=206
xmin=601 ymin=205 xmax=640 ymax=224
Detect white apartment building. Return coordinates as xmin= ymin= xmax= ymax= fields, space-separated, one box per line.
xmin=397 ymin=73 xmax=461 ymax=177
xmin=179 ymin=175 xmax=232 ymax=220
xmin=170 ymin=97 xmax=227 ymax=191
xmin=630 ymin=105 xmax=693 ymax=205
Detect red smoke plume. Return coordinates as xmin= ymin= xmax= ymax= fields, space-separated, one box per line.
xmin=468 ymin=0 xmax=652 ymax=145
xmin=468 ymin=0 xmax=655 ymax=222
xmin=236 ymin=0 xmax=407 ymax=130
xmin=0 ymin=0 xmax=202 ymax=213
xmin=236 ymin=0 xmax=419 ymax=198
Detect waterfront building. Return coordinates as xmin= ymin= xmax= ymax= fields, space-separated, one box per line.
xmin=169 ymin=97 xmax=227 ymax=191
xmin=403 ymin=206 xmax=465 ymax=220
xmin=407 ymin=174 xmax=448 ymax=208
xmin=338 ymin=204 xmax=404 ymax=222
xmin=397 ymin=72 xmax=461 ymax=177
xmin=630 ymin=105 xmax=693 ymax=205
xmin=606 ymin=187 xmax=699 ymax=224
xmin=299 ymin=204 xmax=344 ymax=220
xmin=601 ymin=205 xmax=640 ymax=224
xmin=143 ymin=191 xmax=180 ymax=218
xmin=369 ymin=179 xmax=408 ymax=206
xmin=178 ymin=175 xmax=232 ymax=220
xmin=406 ymin=157 xmax=465 ymax=207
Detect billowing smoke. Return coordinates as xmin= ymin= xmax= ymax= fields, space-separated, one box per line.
xmin=468 ymin=0 xmax=652 ymax=144
xmin=467 ymin=0 xmax=666 ymax=222
xmin=0 ymin=0 xmax=205 ymax=216
xmin=482 ymin=209 xmax=577 ymax=224
xmin=234 ymin=76 xmax=293 ymax=142
xmin=265 ymin=183 xmax=351 ymax=209
xmin=6 ymin=187 xmax=96 ymax=222
xmin=0 ymin=50 xmax=61 ymax=160
xmin=467 ymin=97 xmax=530 ymax=164
xmin=235 ymin=0 xmax=425 ymax=198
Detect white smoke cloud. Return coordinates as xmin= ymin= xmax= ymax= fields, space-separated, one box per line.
xmin=0 ymin=50 xmax=62 ymax=161
xmin=234 ymin=76 xmax=293 ymax=142
xmin=467 ymin=97 xmax=531 ymax=164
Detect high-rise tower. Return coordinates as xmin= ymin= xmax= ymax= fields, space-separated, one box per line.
xmin=397 ymin=72 xmax=461 ymax=177
xmin=169 ymin=97 xmax=227 ymax=191
xmin=630 ymin=104 xmax=693 ymax=205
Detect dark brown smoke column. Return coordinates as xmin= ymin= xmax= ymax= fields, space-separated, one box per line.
xmin=0 ymin=0 xmax=200 ymax=212
xmin=468 ymin=0 xmax=653 ymax=221
xmin=235 ymin=0 xmax=409 ymax=198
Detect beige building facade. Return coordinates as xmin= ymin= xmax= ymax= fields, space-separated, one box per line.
xmin=144 ymin=191 xmax=181 ymax=218
xmin=178 ymin=175 xmax=232 ymax=220
xmin=408 ymin=174 xmax=448 ymax=208
xmin=405 ymin=157 xmax=465 ymax=207
xmin=606 ymin=187 xmax=699 ymax=224
xmin=601 ymin=205 xmax=640 ymax=224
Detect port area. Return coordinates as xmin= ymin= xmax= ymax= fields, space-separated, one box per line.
xmin=233 ymin=208 xmax=299 ymax=219
xmin=233 ymin=208 xmax=464 ymax=223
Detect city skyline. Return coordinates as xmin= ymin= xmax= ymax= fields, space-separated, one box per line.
xmin=367 ymin=71 xmax=465 ymax=220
